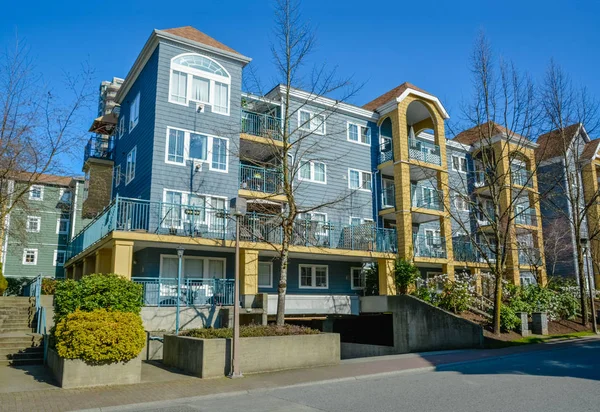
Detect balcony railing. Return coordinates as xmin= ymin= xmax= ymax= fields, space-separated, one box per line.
xmin=408 ymin=138 xmax=441 ymax=166
xmin=132 ymin=277 xmax=235 ymax=307
xmin=453 ymin=240 xmax=496 ymax=262
xmin=511 ymin=169 xmax=534 ymax=188
xmin=84 ymin=136 xmax=114 ymax=163
xmin=514 ymin=209 xmax=537 ymax=226
xmin=413 ymin=234 xmax=447 ymax=258
xmin=66 ymin=197 xmax=398 ymax=259
xmin=381 ymin=185 xmax=395 ymax=208
xmin=519 ymin=247 xmax=542 ymax=266
xmin=411 ymin=184 xmax=443 ymax=211
xmin=379 ymin=141 xmax=393 ymax=164
xmin=239 ymin=164 xmax=283 ymax=194
xmin=241 ymin=110 xmax=282 ymax=141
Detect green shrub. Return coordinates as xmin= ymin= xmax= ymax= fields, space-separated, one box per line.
xmin=42 ymin=278 xmax=57 ymax=295
xmin=0 ymin=265 xmax=7 ymax=296
xmin=181 ymin=324 xmax=320 ymax=339
xmin=412 ymin=286 xmax=438 ymax=305
xmin=54 ymin=274 xmax=143 ymax=322
xmin=54 ymin=309 xmax=145 ymax=364
xmin=500 ymin=305 xmax=520 ymax=332
xmin=438 ymin=279 xmax=473 ymax=314
xmin=4 ymin=276 xmax=29 ymax=296
xmin=394 ymin=258 xmax=419 ymax=294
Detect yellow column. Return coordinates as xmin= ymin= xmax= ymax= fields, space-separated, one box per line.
xmin=64 ymin=265 xmax=74 ymax=280
xmin=239 ymin=249 xmax=259 ymax=295
xmin=472 ymin=267 xmax=482 ymax=294
xmin=95 ymin=248 xmax=113 ymax=274
xmin=582 ymin=162 xmax=600 ymax=287
xmin=111 ymin=240 xmax=134 ymax=279
xmin=378 ymin=258 xmax=397 ymax=295
xmin=74 ymin=262 xmax=83 ymax=281
xmin=82 ymin=255 xmax=96 ymax=276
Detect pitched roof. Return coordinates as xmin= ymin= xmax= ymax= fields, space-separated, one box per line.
xmin=362 ymin=82 xmax=431 ymax=111
xmin=581 ymin=138 xmax=600 ymax=161
xmin=12 ymin=172 xmax=73 ymax=187
xmin=453 ymin=122 xmax=523 ymax=145
xmin=161 ymin=26 xmax=242 ymax=56
xmin=535 ymin=123 xmax=582 ymax=162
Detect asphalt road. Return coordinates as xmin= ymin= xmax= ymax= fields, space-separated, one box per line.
xmin=119 ymin=339 xmax=600 ymax=412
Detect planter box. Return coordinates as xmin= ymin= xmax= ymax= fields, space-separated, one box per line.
xmin=47 ymin=348 xmax=142 ymax=388
xmin=163 ymin=333 xmax=340 ymax=378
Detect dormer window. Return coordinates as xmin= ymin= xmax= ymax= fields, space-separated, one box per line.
xmin=168 ymin=53 xmax=231 ymax=116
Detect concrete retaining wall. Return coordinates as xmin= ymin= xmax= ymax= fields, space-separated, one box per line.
xmin=163 ymin=333 xmax=340 ymax=378
xmin=47 ymin=348 xmax=142 ymax=388
xmin=140 ymin=306 xmax=231 ymax=331
xmin=341 ymin=342 xmax=396 ymax=359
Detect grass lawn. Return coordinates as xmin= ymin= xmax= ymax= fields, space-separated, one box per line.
xmin=485 ymin=331 xmax=597 ymax=349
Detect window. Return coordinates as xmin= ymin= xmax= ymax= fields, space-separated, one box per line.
xmin=165 ymin=127 xmax=229 ymax=172
xmin=114 ymin=165 xmax=121 ymax=187
xmin=159 ymin=255 xmax=226 ymax=278
xmin=299 ymin=264 xmax=328 ymax=289
xmin=258 ymin=262 xmax=273 ymax=288
xmin=348 ymin=169 xmax=372 ymax=191
xmin=298 ymin=110 xmax=325 ymax=135
xmin=347 ymin=123 xmax=371 ymax=145
xmin=26 ymin=216 xmax=41 ymax=233
xmin=454 ymin=193 xmax=469 ymax=212
xmin=56 ymin=218 xmax=69 ymax=234
xmin=350 ymin=217 xmax=374 ymax=226
xmin=22 ymin=249 xmax=38 ymax=265
xmin=29 ymin=185 xmax=43 ymax=200
xmin=424 ymin=229 xmax=442 ymax=247
xmin=59 ymin=188 xmax=72 ymax=204
xmin=129 ymin=92 xmax=140 ymax=132
xmin=351 ymin=267 xmax=365 ymax=290
xmin=299 ymin=161 xmax=326 ymax=184
xmin=54 ymin=250 xmax=66 ymax=267
xmin=125 ymin=146 xmax=137 ymax=184
xmin=451 ymin=155 xmax=467 ymax=173
xmin=118 ymin=115 xmax=125 ymax=139
xmin=168 ymin=53 xmax=231 ymax=115
xmin=162 ymin=189 xmax=227 ymax=232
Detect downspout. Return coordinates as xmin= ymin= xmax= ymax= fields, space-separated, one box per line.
xmin=71 ymin=181 xmax=79 ymax=239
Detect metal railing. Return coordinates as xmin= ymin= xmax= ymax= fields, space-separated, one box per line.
xmin=519 ymin=247 xmax=542 ymax=266
xmin=452 ymin=240 xmax=496 ymax=262
xmin=239 ymin=164 xmax=283 ymax=194
xmin=241 ymin=110 xmax=282 ymax=140
xmin=413 ymin=234 xmax=447 ymax=258
xmin=511 ymin=169 xmax=534 ymax=188
xmin=379 ymin=141 xmax=393 ymax=164
xmin=381 ymin=185 xmax=395 ymax=208
xmin=26 ymin=275 xmax=46 ymax=336
xmin=84 ymin=136 xmax=114 ymax=163
xmin=67 ymin=197 xmax=399 ymax=259
xmin=408 ymin=138 xmax=441 ymax=165
xmin=132 ymin=277 xmax=235 ymax=307
xmin=411 ymin=184 xmax=443 ymax=211
xmin=514 ymin=209 xmax=537 ymax=226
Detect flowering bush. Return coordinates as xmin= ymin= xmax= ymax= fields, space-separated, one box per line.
xmin=181 ymin=324 xmax=319 ymax=339
xmin=411 ymin=272 xmax=475 ymax=314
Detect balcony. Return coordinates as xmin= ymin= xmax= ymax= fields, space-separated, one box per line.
xmin=239 ymin=164 xmax=282 ymax=195
xmin=379 ymin=141 xmax=393 ymax=164
xmin=408 ymin=138 xmax=441 ymax=166
xmin=514 ymin=209 xmax=537 ymax=226
xmin=381 ymin=185 xmax=395 ymax=208
xmin=66 ymin=197 xmax=398 ymax=259
xmin=241 ymin=110 xmax=282 ymax=141
xmin=453 ymin=240 xmax=495 ymax=262
xmin=132 ymin=277 xmax=235 ymax=307
xmin=413 ymin=234 xmax=447 ymax=259
xmin=519 ymin=247 xmax=542 ymax=266
xmin=511 ymin=169 xmax=534 ymax=188
xmin=83 ymin=136 xmax=114 ymax=164
xmin=411 ymin=184 xmax=443 ymax=211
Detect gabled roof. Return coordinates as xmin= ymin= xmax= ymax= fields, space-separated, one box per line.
xmin=362 ymin=82 xmax=431 ymax=111
xmin=160 ymin=26 xmax=243 ymax=56
xmin=12 ymin=172 xmax=73 ymax=187
xmin=453 ymin=121 xmax=525 ymax=145
xmin=535 ymin=123 xmax=584 ymax=162
xmin=581 ymin=138 xmax=600 ymax=161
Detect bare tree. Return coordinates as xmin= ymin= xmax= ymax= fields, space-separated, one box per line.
xmin=538 ymin=60 xmax=600 ymax=325
xmin=542 ymin=217 xmax=574 ymax=278
xmin=0 ymin=38 xmax=94 ymax=258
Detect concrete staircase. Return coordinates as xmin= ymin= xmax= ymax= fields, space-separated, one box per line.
xmin=0 ymin=297 xmax=43 ymax=366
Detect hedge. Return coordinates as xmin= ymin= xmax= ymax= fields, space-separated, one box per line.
xmin=180 ymin=324 xmax=320 ymax=339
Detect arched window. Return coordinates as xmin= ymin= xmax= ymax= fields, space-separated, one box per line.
xmin=169 ymin=53 xmax=231 ymax=115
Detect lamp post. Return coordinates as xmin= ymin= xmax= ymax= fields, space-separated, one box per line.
xmin=583 ymin=245 xmax=598 ymax=334
xmin=229 ymin=197 xmax=247 ymax=379
xmin=175 ymin=245 xmax=185 ymax=335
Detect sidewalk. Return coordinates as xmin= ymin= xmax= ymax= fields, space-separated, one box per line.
xmin=0 ymin=336 xmax=597 ymax=412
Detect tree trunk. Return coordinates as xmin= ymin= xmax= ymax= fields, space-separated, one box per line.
xmin=492 ymin=271 xmax=502 ymax=334
xmin=575 ymin=242 xmax=589 ymax=326
xmin=276 ymin=224 xmax=292 ymax=325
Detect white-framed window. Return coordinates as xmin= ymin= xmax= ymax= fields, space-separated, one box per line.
xmin=299 ymin=264 xmax=328 ymax=289
xmin=29 ymin=185 xmax=43 ymax=201
xmin=165 ymin=126 xmax=229 ymax=172
xmin=351 ymin=267 xmax=365 ymax=290
xmin=159 ymin=254 xmax=226 ymax=278
xmin=22 ymin=248 xmax=38 ymax=265
xmin=59 ymin=188 xmax=72 ymax=204
xmin=298 ymin=110 xmax=325 ymax=135
xmin=451 ymin=155 xmax=467 ymax=173
xmin=54 ymin=250 xmax=66 ymax=267
xmin=125 ymin=146 xmax=137 ymax=184
xmin=454 ymin=192 xmax=469 ymax=212
xmin=26 ymin=216 xmax=41 ymax=233
xmin=56 ymin=218 xmax=69 ymax=235
xmin=424 ymin=229 xmax=442 ymax=247
xmin=299 ymin=160 xmax=326 ymax=184
xmin=349 ymin=169 xmax=372 ymax=191
xmin=114 ymin=164 xmax=121 ymax=187
xmin=347 ymin=122 xmax=371 ymax=145
xmin=350 ymin=217 xmax=374 ymax=226
xmin=129 ymin=92 xmax=140 ymax=132
xmin=258 ymin=261 xmax=273 ymax=288
xmin=119 ymin=115 xmax=125 ymax=139
xmin=162 ymin=189 xmax=227 ymax=232
xmin=168 ymin=53 xmax=231 ymax=116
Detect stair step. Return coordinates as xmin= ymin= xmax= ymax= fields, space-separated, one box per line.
xmin=0 ymin=358 xmax=43 ymax=366
xmin=0 ymin=335 xmax=42 ymax=342
xmin=0 ymin=347 xmax=43 ymax=355
xmin=0 ymin=341 xmax=42 ymax=348
xmin=2 ymin=351 xmax=43 ymax=360
xmin=1 ymin=321 xmax=32 ymax=326
xmin=0 ymin=328 xmax=34 ymax=333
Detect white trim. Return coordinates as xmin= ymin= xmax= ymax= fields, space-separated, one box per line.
xmin=258 ymin=261 xmax=273 ymax=288
xmin=298 ymin=264 xmax=329 ymax=289
xmin=298 ymin=160 xmax=327 ymax=184
xmin=114 ymin=164 xmax=121 ymax=187
xmin=129 ymin=92 xmax=140 ymax=132
xmin=165 ymin=126 xmax=229 ymax=173
xmin=53 ymin=250 xmax=66 ymax=267
xmin=159 ymin=253 xmax=227 ymax=279
xmin=22 ymin=248 xmax=38 ymax=265
xmin=376 ymin=88 xmax=450 ymax=120
xmin=348 ymin=169 xmax=373 ymax=192
xmin=298 ymin=109 xmax=326 ymax=135
xmin=71 ymin=181 xmax=79 ymax=239
xmin=118 ymin=115 xmax=125 ymax=139
xmin=29 ymin=185 xmax=44 ymax=201
xmin=350 ymin=267 xmax=365 ymax=290
xmin=346 ymin=122 xmax=371 ymax=146
xmin=125 ymin=146 xmax=137 ymax=185
xmin=161 ymin=188 xmax=228 ymax=230
xmin=26 ymin=216 xmax=41 ymax=233
xmin=56 ymin=218 xmax=70 ymax=235
xmin=451 ymin=155 xmax=467 ymax=173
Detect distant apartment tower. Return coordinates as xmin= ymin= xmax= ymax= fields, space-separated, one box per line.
xmin=98 ymin=77 xmax=124 ymax=117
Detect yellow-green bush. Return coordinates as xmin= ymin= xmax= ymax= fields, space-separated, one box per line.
xmin=54 ymin=309 xmax=145 ymax=364
xmin=0 ymin=264 xmax=7 ymax=295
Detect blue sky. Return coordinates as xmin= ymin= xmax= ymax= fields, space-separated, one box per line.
xmin=1 ymin=0 xmax=599 ymax=173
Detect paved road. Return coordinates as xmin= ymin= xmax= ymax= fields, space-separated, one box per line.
xmin=116 ymin=339 xmax=600 ymax=412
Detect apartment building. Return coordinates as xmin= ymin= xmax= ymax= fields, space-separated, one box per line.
xmin=63 ymin=26 xmax=546 ymax=317
xmin=1 ymin=175 xmax=87 ymax=279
